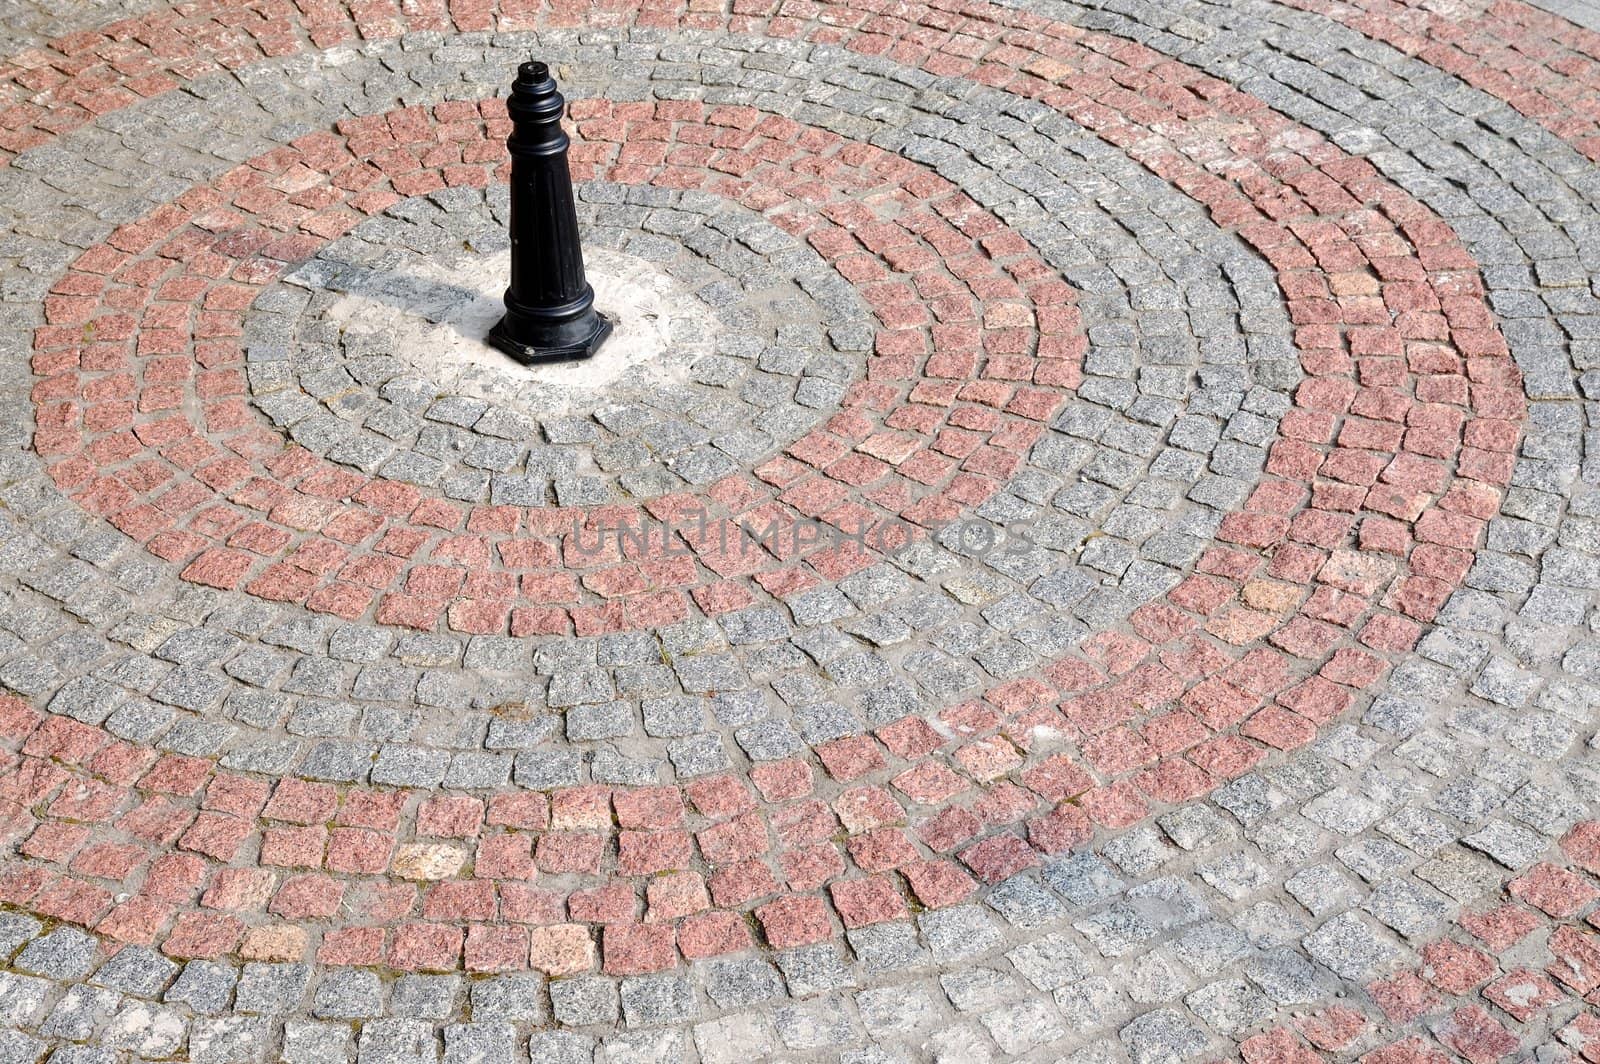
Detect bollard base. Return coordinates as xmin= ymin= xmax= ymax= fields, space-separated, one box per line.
xmin=488 ymin=310 xmax=614 ymax=365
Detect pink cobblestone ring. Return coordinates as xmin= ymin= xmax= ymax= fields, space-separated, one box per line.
xmin=0 ymin=0 xmax=1597 ymax=1060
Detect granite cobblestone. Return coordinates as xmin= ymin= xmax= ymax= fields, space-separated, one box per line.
xmin=0 ymin=0 xmax=1597 ymax=1059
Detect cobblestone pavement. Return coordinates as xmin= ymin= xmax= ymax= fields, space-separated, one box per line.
xmin=1 ymin=0 xmax=1600 ymax=1060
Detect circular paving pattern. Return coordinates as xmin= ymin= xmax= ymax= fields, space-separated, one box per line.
xmin=0 ymin=0 xmax=1597 ymax=1062
xmin=268 ymin=183 xmax=872 ymax=502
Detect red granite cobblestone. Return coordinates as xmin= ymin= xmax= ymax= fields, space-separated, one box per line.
xmin=1281 ymin=824 xmax=1600 ymax=1059
xmin=1276 ymin=0 xmax=1600 ymax=164
xmin=34 ymin=106 xmax=1082 ymax=653
xmin=0 ymin=0 xmax=1540 ymax=1005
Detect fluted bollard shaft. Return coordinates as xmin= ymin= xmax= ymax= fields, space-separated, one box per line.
xmin=488 ymin=61 xmax=612 ymax=363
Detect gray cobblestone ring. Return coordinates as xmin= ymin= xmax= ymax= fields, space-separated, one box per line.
xmin=0 ymin=0 xmax=1598 ymax=1062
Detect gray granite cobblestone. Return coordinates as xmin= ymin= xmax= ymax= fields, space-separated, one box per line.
xmin=0 ymin=0 xmax=1596 ymax=1058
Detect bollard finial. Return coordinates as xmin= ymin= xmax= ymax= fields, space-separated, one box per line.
xmin=488 ymin=60 xmax=612 ymax=364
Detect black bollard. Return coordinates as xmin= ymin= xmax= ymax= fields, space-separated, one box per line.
xmin=488 ymin=61 xmax=613 ymax=364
